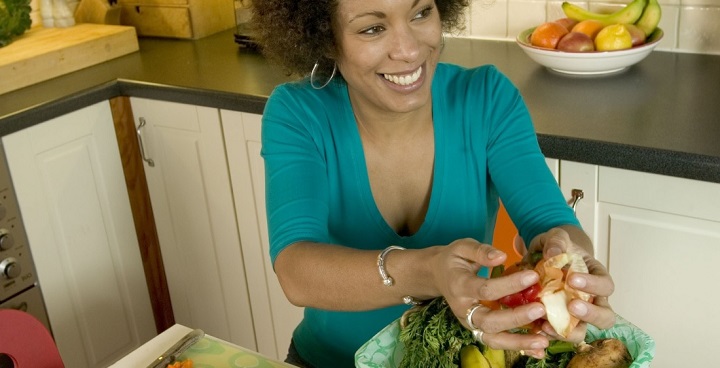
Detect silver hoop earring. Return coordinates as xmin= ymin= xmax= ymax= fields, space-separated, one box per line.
xmin=310 ymin=60 xmax=337 ymax=90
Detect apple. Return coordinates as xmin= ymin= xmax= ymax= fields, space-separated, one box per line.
xmin=624 ymin=24 xmax=647 ymax=47
xmin=555 ymin=17 xmax=579 ymax=32
xmin=557 ymin=32 xmax=595 ymax=52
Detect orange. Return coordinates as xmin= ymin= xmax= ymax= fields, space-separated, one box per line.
xmin=530 ymin=22 xmax=570 ymax=49
xmin=571 ymin=19 xmax=605 ymax=40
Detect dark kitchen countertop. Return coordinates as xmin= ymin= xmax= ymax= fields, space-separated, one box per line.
xmin=1 ymin=28 xmax=719 ymax=183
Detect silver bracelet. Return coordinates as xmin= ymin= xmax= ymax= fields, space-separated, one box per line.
xmin=377 ymin=245 xmax=405 ymax=286
xmin=377 ymin=246 xmax=422 ymax=306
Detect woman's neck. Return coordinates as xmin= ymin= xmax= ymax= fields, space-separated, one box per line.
xmin=352 ymin=101 xmax=434 ymax=145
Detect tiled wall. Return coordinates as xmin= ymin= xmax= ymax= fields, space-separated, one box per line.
xmin=30 ymin=0 xmax=41 ymax=25
xmin=30 ymin=0 xmax=719 ymax=54
xmin=29 ymin=0 xmax=79 ymax=27
xmin=460 ymin=0 xmax=720 ymax=54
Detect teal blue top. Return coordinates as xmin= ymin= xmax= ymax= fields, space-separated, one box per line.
xmin=261 ymin=63 xmax=580 ymax=367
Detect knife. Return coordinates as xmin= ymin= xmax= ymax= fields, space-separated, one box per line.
xmin=146 ymin=328 xmax=205 ymax=368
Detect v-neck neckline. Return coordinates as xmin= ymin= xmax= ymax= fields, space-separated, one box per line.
xmin=340 ymin=83 xmax=445 ymax=242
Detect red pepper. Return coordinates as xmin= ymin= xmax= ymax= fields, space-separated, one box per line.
xmin=482 ymin=261 xmax=546 ymax=333
xmin=489 ymin=260 xmax=542 ymax=309
xmin=498 ymin=282 xmax=541 ymax=308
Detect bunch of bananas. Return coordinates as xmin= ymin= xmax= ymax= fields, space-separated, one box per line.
xmin=561 ymin=0 xmax=661 ymax=36
xmin=460 ymin=344 xmax=506 ymax=368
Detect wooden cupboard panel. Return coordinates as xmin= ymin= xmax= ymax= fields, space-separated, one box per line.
xmin=221 ymin=110 xmax=304 ymax=360
xmin=119 ymin=6 xmax=192 ymax=38
xmin=130 ymin=98 xmax=256 ymax=350
xmin=117 ymin=0 xmax=234 ymax=39
xmin=599 ymin=203 xmax=720 ymax=367
xmin=110 ymin=97 xmax=174 ymax=333
xmin=2 ymin=102 xmax=156 ymax=368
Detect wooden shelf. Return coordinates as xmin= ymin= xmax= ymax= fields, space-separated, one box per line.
xmin=0 ymin=24 xmax=139 ymax=95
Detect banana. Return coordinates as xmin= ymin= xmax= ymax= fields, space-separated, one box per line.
xmin=461 ymin=344 xmax=491 ymax=368
xmin=561 ymin=0 xmax=647 ymax=26
xmin=634 ymin=0 xmax=661 ymax=36
xmin=482 ymin=347 xmax=506 ymax=368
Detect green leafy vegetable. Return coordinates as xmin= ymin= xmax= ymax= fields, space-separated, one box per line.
xmin=0 ymin=0 xmax=32 ymax=47
xmin=521 ymin=341 xmax=576 ymax=368
xmin=398 ymin=296 xmax=578 ymax=368
xmin=398 ymin=297 xmax=475 ymax=368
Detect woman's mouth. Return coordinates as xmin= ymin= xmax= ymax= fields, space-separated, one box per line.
xmin=382 ymin=66 xmax=423 ymax=86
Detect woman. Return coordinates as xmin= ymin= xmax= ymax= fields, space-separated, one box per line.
xmin=253 ymin=0 xmax=617 ymax=367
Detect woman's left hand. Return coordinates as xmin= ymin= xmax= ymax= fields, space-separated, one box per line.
xmin=527 ymin=226 xmax=617 ymax=342
xmin=432 ymin=238 xmax=551 ymax=357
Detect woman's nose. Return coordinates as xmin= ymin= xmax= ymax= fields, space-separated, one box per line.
xmin=388 ymin=26 xmax=421 ymax=62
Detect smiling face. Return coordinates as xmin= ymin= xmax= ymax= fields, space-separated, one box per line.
xmin=333 ymin=0 xmax=443 ymax=117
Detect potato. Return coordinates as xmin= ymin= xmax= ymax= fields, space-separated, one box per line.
xmin=567 ymin=338 xmax=632 ymax=368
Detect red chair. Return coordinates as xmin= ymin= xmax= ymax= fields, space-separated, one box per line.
xmin=0 ymin=309 xmax=64 ymax=368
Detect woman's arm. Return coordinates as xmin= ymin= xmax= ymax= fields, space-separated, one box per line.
xmin=273 ymin=241 xmax=441 ymax=311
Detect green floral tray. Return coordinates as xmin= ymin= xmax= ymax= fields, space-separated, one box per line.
xmin=177 ymin=337 xmax=292 ymax=368
xmin=355 ymin=314 xmax=654 ymax=368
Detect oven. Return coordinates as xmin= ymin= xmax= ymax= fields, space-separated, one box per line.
xmin=0 ymin=149 xmax=51 ymax=333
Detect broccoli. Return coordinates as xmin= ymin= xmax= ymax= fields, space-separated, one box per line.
xmin=0 ymin=0 xmax=32 ymax=47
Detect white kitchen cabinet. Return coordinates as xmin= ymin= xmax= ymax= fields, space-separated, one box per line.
xmin=129 ymin=98 xmax=257 ymax=350
xmin=1 ymin=101 xmax=156 ymax=368
xmin=559 ymin=161 xmax=720 ymax=368
xmin=558 ymin=161 xmax=599 ymax=256
xmin=221 ymin=110 xmax=304 ymax=360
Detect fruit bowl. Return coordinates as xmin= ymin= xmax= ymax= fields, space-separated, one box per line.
xmin=516 ymin=27 xmax=663 ymax=76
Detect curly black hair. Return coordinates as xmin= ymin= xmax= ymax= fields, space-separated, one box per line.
xmin=251 ymin=0 xmax=469 ymax=78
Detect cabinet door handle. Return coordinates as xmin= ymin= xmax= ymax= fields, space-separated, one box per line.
xmin=568 ymin=188 xmax=584 ymax=214
xmin=136 ymin=118 xmax=155 ymax=167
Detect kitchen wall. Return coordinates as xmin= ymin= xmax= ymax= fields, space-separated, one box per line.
xmin=29 ymin=0 xmax=79 ymax=26
xmin=30 ymin=0 xmax=719 ymax=54
xmin=460 ymin=0 xmax=720 ymax=54
xmin=30 ymin=0 xmax=40 ymax=24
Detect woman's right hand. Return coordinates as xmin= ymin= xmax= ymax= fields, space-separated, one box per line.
xmin=431 ymin=238 xmax=551 ymax=359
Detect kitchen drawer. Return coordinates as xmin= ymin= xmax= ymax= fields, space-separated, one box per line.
xmin=118 ymin=0 xmax=234 ymax=39
xmin=598 ymin=166 xmax=720 ymax=222
xmin=119 ymin=5 xmax=192 ymax=38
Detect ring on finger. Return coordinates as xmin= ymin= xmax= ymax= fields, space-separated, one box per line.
xmin=472 ymin=329 xmax=485 ymax=344
xmin=465 ymin=303 xmax=483 ymax=330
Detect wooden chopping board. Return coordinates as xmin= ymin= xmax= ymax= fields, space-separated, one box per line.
xmin=0 ymin=23 xmax=139 ymax=95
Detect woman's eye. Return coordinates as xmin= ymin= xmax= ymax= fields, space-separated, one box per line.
xmin=413 ymin=6 xmax=434 ymax=20
xmin=360 ymin=25 xmax=385 ymax=35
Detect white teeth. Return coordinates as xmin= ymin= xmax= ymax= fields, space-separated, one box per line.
xmin=383 ymin=66 xmax=422 ymax=86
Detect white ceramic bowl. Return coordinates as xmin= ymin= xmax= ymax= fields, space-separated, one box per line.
xmin=516 ymin=27 xmax=664 ymax=76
